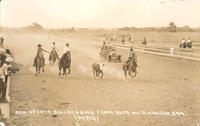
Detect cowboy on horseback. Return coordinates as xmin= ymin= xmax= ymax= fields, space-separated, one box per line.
xmin=49 ymin=41 xmax=59 ymax=61
xmin=58 ymin=43 xmax=71 ymax=75
xmin=63 ymin=43 xmax=71 ymax=54
xmin=101 ymin=41 xmax=107 ymax=51
xmin=33 ymin=44 xmax=49 ymax=66
xmin=126 ymin=48 xmax=137 ymax=68
xmin=62 ymin=42 xmax=71 ymax=62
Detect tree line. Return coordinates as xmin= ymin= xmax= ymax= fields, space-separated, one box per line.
xmin=118 ymin=22 xmax=200 ymax=32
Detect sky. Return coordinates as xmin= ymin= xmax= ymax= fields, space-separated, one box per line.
xmin=1 ymin=0 xmax=200 ymax=28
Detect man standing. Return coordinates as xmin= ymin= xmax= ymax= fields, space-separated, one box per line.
xmin=0 ymin=35 xmax=4 ymax=48
xmin=187 ymin=38 xmax=192 ymax=48
xmin=122 ymin=37 xmax=125 ymax=45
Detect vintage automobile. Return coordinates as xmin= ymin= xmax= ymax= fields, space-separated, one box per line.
xmin=106 ymin=46 xmax=121 ymax=62
xmin=100 ymin=45 xmax=121 ymax=62
xmin=107 ymin=50 xmax=121 ymax=62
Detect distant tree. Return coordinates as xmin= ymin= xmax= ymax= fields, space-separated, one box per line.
xmin=23 ymin=22 xmax=44 ymax=31
xmin=169 ymin=22 xmax=177 ymax=32
xmin=178 ymin=25 xmax=193 ymax=32
xmin=31 ymin=23 xmax=44 ymax=30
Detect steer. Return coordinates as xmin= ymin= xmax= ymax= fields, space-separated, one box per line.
xmin=92 ymin=63 xmax=105 ymax=78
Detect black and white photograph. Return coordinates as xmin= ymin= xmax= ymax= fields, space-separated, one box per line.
xmin=0 ymin=0 xmax=199 ymax=126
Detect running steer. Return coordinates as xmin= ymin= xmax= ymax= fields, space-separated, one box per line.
xmin=92 ymin=63 xmax=105 ymax=78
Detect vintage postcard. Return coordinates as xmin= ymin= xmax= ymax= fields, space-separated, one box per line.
xmin=0 ymin=0 xmax=199 ymax=126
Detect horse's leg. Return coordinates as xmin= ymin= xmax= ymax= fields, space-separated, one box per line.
xmin=93 ymin=70 xmax=96 ymax=78
xmin=35 ymin=66 xmax=38 ymax=76
xmin=63 ymin=67 xmax=66 ymax=75
xmin=124 ymin=70 xmax=127 ymax=80
xmin=42 ymin=66 xmax=44 ymax=72
xmin=101 ymin=71 xmax=103 ymax=78
xmin=38 ymin=67 xmax=41 ymax=74
xmin=128 ymin=71 xmax=132 ymax=77
xmin=134 ymin=70 xmax=137 ymax=77
xmin=68 ymin=67 xmax=71 ymax=74
xmin=123 ymin=65 xmax=127 ymax=79
xmin=59 ymin=66 xmax=61 ymax=75
xmin=129 ymin=71 xmax=136 ymax=79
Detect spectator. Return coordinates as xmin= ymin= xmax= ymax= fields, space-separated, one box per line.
xmin=142 ymin=37 xmax=147 ymax=45
xmin=182 ymin=38 xmax=186 ymax=48
xmin=122 ymin=37 xmax=125 ymax=45
xmin=0 ymin=58 xmax=12 ymax=102
xmin=0 ymin=35 xmax=4 ymax=48
xmin=187 ymin=38 xmax=192 ymax=48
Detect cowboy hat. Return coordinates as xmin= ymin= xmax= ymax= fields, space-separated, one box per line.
xmin=37 ymin=44 xmax=42 ymax=47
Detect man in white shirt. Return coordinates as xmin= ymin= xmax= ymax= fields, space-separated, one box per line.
xmin=63 ymin=43 xmax=71 ymax=54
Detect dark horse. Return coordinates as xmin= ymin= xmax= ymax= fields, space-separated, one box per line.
xmin=58 ymin=52 xmax=71 ymax=76
xmin=35 ymin=52 xmax=45 ymax=76
xmin=49 ymin=49 xmax=59 ymax=65
xmin=123 ymin=59 xmax=137 ymax=79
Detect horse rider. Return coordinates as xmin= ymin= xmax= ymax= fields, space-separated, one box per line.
xmin=126 ymin=48 xmax=137 ymax=68
xmin=33 ymin=44 xmax=49 ymax=66
xmin=49 ymin=42 xmax=59 ymax=60
xmin=63 ymin=43 xmax=71 ymax=55
xmin=101 ymin=41 xmax=107 ymax=51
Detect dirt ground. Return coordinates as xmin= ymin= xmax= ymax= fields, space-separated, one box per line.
xmin=2 ymin=31 xmax=200 ymax=126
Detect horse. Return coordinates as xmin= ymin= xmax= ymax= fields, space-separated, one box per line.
xmin=49 ymin=49 xmax=59 ymax=65
xmin=35 ymin=52 xmax=45 ymax=76
xmin=123 ymin=59 xmax=137 ymax=79
xmin=99 ymin=48 xmax=108 ymax=60
xmin=92 ymin=63 xmax=105 ymax=78
xmin=58 ymin=52 xmax=71 ymax=76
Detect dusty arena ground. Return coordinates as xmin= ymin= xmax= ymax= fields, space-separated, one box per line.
xmin=3 ymin=31 xmax=200 ymax=126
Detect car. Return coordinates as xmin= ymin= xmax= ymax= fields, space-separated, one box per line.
xmin=107 ymin=50 xmax=121 ymax=62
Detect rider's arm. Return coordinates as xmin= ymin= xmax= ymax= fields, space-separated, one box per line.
xmin=42 ymin=48 xmax=50 ymax=53
xmin=56 ymin=48 xmax=59 ymax=52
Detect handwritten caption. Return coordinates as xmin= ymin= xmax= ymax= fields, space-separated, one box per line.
xmin=16 ymin=110 xmax=185 ymax=122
